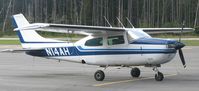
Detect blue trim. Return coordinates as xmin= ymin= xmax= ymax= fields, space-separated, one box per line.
xmin=16 ymin=30 xmax=65 ymax=43
xmin=77 ymin=46 xmax=165 ymax=51
xmin=12 ymin=16 xmax=66 ymax=44
xmin=12 ymin=16 xmax=18 ymax=28
xmin=16 ymin=31 xmax=25 ymax=43
xmin=16 ymin=27 xmax=65 ymax=43
xmin=26 ymin=46 xmax=177 ymax=57
xmin=12 ymin=16 xmax=25 ymax=43
xmin=131 ymin=38 xmax=176 ymax=45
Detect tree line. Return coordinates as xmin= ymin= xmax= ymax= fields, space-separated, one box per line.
xmin=0 ymin=0 xmax=199 ymax=35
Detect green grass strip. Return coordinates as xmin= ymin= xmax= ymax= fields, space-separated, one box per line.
xmin=0 ymin=40 xmax=20 ymax=45
xmin=0 ymin=40 xmax=199 ymax=46
xmin=182 ymin=40 xmax=199 ymax=46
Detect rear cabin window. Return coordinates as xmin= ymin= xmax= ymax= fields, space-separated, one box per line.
xmin=107 ymin=35 xmax=124 ymax=45
xmin=85 ymin=37 xmax=103 ymax=46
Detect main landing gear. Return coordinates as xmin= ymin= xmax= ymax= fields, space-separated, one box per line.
xmin=94 ymin=67 xmax=164 ymax=81
xmin=94 ymin=70 xmax=105 ymax=81
xmin=94 ymin=67 xmax=141 ymax=81
xmin=130 ymin=67 xmax=140 ymax=77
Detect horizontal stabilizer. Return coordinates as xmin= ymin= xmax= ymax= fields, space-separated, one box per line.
xmin=1 ymin=49 xmax=40 ymax=53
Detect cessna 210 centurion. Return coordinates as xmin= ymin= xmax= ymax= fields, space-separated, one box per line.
xmin=4 ymin=14 xmax=193 ymax=81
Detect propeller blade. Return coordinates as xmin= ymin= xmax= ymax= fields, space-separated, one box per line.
xmin=179 ymin=49 xmax=186 ymax=68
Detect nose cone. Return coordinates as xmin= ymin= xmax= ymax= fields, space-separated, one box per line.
xmin=175 ymin=42 xmax=185 ymax=50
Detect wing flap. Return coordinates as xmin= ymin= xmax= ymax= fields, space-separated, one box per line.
xmin=14 ymin=23 xmax=125 ymax=35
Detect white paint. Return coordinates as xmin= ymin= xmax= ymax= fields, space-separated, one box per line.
xmin=12 ymin=13 xmax=179 ymax=67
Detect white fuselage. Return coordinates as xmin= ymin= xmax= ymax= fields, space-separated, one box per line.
xmin=37 ymin=32 xmax=176 ymax=67
xmin=12 ymin=13 xmax=181 ymax=67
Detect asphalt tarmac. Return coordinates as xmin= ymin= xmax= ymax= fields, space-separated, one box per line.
xmin=0 ymin=45 xmax=199 ymax=91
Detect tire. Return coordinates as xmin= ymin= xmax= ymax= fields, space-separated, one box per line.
xmin=155 ymin=72 xmax=164 ymax=81
xmin=94 ymin=70 xmax=105 ymax=81
xmin=130 ymin=67 xmax=140 ymax=77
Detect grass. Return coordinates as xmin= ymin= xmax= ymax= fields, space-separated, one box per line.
xmin=0 ymin=40 xmax=20 ymax=45
xmin=182 ymin=40 xmax=199 ymax=46
xmin=0 ymin=35 xmax=18 ymax=38
xmin=0 ymin=40 xmax=199 ymax=46
xmin=152 ymin=32 xmax=199 ymax=38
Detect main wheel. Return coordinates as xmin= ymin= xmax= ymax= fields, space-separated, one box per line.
xmin=130 ymin=67 xmax=140 ymax=77
xmin=94 ymin=70 xmax=105 ymax=81
xmin=155 ymin=72 xmax=164 ymax=81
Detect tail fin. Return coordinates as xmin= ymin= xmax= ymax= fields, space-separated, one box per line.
xmin=12 ymin=14 xmax=65 ymax=49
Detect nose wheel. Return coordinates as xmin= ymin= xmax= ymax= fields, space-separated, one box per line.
xmin=155 ymin=72 xmax=164 ymax=81
xmin=153 ymin=67 xmax=164 ymax=81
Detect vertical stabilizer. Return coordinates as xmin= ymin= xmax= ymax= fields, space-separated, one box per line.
xmin=12 ymin=14 xmax=66 ymax=49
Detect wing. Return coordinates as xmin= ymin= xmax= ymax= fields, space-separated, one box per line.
xmin=138 ymin=28 xmax=194 ymax=34
xmin=14 ymin=23 xmax=125 ymax=35
xmin=14 ymin=23 xmax=194 ymax=35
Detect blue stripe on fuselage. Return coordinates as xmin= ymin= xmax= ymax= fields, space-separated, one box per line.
xmin=77 ymin=46 xmax=167 ymax=51
xmin=25 ymin=46 xmax=176 ymax=57
xmin=131 ymin=38 xmax=176 ymax=45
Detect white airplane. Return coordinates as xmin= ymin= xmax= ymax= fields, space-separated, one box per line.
xmin=3 ymin=14 xmax=193 ymax=81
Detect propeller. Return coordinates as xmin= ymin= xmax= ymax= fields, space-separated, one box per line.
xmin=178 ymin=21 xmax=186 ymax=68
xmin=179 ymin=49 xmax=186 ymax=68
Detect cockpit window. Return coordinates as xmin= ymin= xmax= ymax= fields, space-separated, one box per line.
xmin=85 ymin=37 xmax=103 ymax=46
xmin=107 ymin=35 xmax=124 ymax=45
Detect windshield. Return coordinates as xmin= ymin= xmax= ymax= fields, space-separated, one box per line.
xmin=127 ymin=29 xmax=151 ymax=39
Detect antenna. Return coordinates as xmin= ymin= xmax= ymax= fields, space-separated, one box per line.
xmin=116 ymin=17 xmax=125 ymax=28
xmin=126 ymin=17 xmax=135 ymax=28
xmin=104 ymin=16 xmax=112 ymax=27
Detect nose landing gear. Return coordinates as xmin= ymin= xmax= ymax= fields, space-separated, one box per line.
xmin=153 ymin=67 xmax=164 ymax=81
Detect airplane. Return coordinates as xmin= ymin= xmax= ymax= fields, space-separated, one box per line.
xmin=2 ymin=13 xmax=194 ymax=81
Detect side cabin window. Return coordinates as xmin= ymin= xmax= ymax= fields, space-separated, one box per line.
xmin=85 ymin=37 xmax=103 ymax=46
xmin=107 ymin=35 xmax=124 ymax=45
